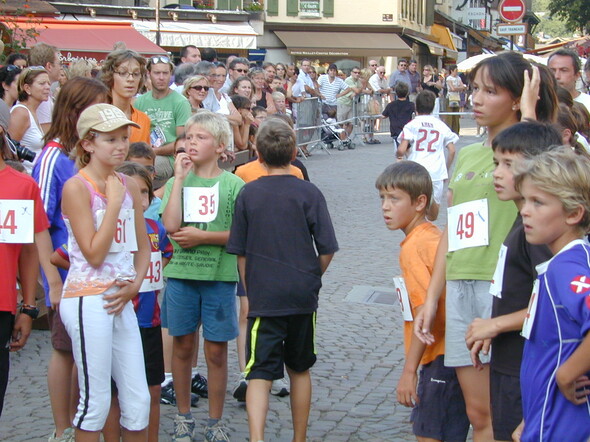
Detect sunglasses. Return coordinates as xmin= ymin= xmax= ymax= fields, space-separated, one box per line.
xmin=150 ymin=55 xmax=171 ymax=65
xmin=5 ymin=65 xmax=22 ymax=72
xmin=190 ymin=85 xmax=210 ymax=92
xmin=352 ymin=71 xmax=360 ymax=74
xmin=233 ymin=68 xmax=248 ymax=73
xmin=370 ymin=64 xmax=378 ymax=67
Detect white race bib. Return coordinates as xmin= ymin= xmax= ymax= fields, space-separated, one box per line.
xmin=0 ymin=199 xmax=34 ymax=244
xmin=96 ymin=208 xmax=138 ymax=253
xmin=521 ymin=278 xmax=540 ymax=340
xmin=447 ymin=199 xmax=489 ymax=252
xmin=392 ymin=277 xmax=413 ymax=321
xmin=490 ymin=244 xmax=508 ymax=298
xmin=183 ymin=183 xmax=219 ymax=223
xmin=140 ymin=251 xmax=164 ymax=292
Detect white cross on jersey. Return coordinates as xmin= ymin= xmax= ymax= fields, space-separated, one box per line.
xmin=570 ymin=275 xmax=590 ymax=294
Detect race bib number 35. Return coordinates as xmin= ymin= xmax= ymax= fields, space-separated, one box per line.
xmin=447 ymin=199 xmax=489 ymax=252
xmin=96 ymin=208 xmax=138 ymax=253
xmin=0 ymin=199 xmax=34 ymax=244
xmin=184 ymin=183 xmax=219 ymax=223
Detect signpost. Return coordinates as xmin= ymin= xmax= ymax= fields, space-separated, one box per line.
xmin=498 ymin=0 xmax=526 ymax=50
xmin=497 ymin=23 xmax=528 ymax=36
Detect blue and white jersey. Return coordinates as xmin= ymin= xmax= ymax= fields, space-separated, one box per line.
xmin=520 ymin=239 xmax=590 ymax=442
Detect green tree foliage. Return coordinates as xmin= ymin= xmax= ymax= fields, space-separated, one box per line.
xmin=532 ymin=0 xmax=573 ymax=39
xmin=546 ymin=0 xmax=590 ymax=34
xmin=0 ymin=0 xmax=43 ymax=62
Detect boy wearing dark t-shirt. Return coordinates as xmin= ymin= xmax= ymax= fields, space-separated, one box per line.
xmin=465 ymin=122 xmax=562 ymax=441
xmin=227 ymin=118 xmax=338 ymax=442
xmin=381 ymin=82 xmax=415 ymax=146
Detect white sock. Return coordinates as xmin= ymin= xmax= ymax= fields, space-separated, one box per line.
xmin=161 ymin=372 xmax=173 ymax=387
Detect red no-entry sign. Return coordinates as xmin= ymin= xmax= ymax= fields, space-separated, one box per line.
xmin=499 ymin=0 xmax=526 ymax=22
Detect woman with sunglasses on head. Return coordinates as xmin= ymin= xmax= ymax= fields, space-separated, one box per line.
xmin=249 ymin=68 xmax=276 ymax=114
xmin=183 ymin=75 xmax=210 ymax=113
xmin=8 ymin=67 xmax=51 ymax=173
xmin=230 ymin=75 xmax=255 ymax=101
xmin=0 ymin=65 xmax=21 ymax=108
xmin=100 ymin=49 xmax=151 ymax=145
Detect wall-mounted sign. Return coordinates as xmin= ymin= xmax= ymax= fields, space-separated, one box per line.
xmin=300 ymin=0 xmax=321 ymax=18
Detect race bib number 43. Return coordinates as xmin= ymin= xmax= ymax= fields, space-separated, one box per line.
xmin=0 ymin=199 xmax=34 ymax=243
xmin=184 ymin=183 xmax=219 ymax=223
xmin=447 ymin=199 xmax=489 ymax=252
xmin=140 ymin=251 xmax=164 ymax=292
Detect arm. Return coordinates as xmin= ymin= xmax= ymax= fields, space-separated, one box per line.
xmin=555 ymin=332 xmax=590 ymax=404
xmin=35 ymin=230 xmax=63 ymax=310
xmin=161 ymin=153 xmax=192 ymax=233
xmin=336 ymin=87 xmax=352 ymax=98
xmin=319 ymin=253 xmax=334 ymax=274
xmin=10 ymin=243 xmax=38 ymax=351
xmin=169 ymin=228 xmax=230 ymax=248
xmin=62 ymin=176 xmax=125 ymax=268
xmin=519 ymin=65 xmax=540 ymax=121
xmin=414 ymin=226 xmax=448 ymax=345
xmin=466 ymin=309 xmax=527 ymax=348
xmin=7 ymin=107 xmax=31 ymax=142
xmin=397 ymin=306 xmax=427 ymax=408
xmin=237 ymin=255 xmax=247 ymax=292
xmin=265 ymin=92 xmax=277 ymax=114
xmin=103 ymin=178 xmax=151 ymax=315
xmin=397 ymin=139 xmax=410 ymax=159
xmin=445 ymin=142 xmax=456 ymax=171
xmin=51 ymin=249 xmax=70 ymax=270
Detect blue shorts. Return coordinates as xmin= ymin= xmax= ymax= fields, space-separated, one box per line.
xmin=162 ymin=278 xmax=238 ymax=341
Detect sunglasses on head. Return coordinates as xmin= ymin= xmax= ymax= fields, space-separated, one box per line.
xmin=190 ymin=85 xmax=210 ymax=92
xmin=150 ymin=55 xmax=171 ymax=65
xmin=5 ymin=65 xmax=22 ymax=72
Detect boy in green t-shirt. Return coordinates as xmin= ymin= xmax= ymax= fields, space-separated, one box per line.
xmin=161 ymin=110 xmax=244 ymax=442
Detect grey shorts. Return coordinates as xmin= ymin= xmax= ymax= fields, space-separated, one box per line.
xmin=337 ymin=103 xmax=352 ymax=122
xmin=445 ymin=279 xmax=492 ymax=367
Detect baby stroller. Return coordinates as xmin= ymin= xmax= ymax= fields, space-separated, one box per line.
xmin=321 ymin=117 xmax=354 ymax=151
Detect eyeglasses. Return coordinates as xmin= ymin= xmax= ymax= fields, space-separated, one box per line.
xmin=150 ymin=55 xmax=171 ymax=65
xmin=190 ymin=85 xmax=210 ymax=92
xmin=377 ymin=71 xmax=385 ymax=74
xmin=115 ymin=71 xmax=142 ymax=79
xmin=232 ymin=68 xmax=248 ymax=73
xmin=370 ymin=64 xmax=378 ymax=67
xmin=145 ymin=165 xmax=155 ymax=174
xmin=5 ymin=65 xmax=22 ymax=72
xmin=352 ymin=71 xmax=360 ymax=74
xmin=208 ymin=73 xmax=225 ymax=78
xmin=400 ymin=64 xmax=408 ymax=67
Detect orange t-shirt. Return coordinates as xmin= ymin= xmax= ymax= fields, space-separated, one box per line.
xmin=399 ymin=221 xmax=446 ymax=365
xmin=130 ymin=106 xmax=151 ymax=144
xmin=235 ymin=160 xmax=303 ymax=183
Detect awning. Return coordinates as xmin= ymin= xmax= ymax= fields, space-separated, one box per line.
xmin=431 ymin=24 xmax=459 ymax=55
xmin=405 ymin=34 xmax=458 ymax=59
xmin=274 ymin=31 xmax=412 ymax=58
xmin=132 ymin=21 xmax=257 ymax=49
xmin=1 ymin=17 xmax=167 ymax=62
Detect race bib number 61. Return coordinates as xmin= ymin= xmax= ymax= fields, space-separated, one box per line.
xmin=447 ymin=199 xmax=489 ymax=252
xmin=0 ymin=199 xmax=34 ymax=244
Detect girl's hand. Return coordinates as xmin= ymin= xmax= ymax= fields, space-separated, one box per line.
xmin=103 ymin=279 xmax=137 ymax=315
xmin=174 ymin=152 xmax=193 ymax=180
xmin=469 ymin=339 xmax=490 ymax=371
xmin=556 ymin=372 xmax=590 ymax=405
xmin=105 ymin=175 xmax=126 ymax=207
xmin=512 ymin=420 xmax=524 ymax=442
xmin=413 ymin=301 xmax=437 ymax=345
xmin=520 ymin=65 xmax=540 ymax=121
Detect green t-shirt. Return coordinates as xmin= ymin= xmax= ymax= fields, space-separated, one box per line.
xmin=160 ymin=170 xmax=245 ymax=281
xmin=337 ymin=77 xmax=361 ymax=107
xmin=447 ymin=142 xmax=517 ymax=280
xmin=134 ymin=90 xmax=192 ymax=144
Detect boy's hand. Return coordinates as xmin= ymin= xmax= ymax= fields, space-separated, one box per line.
xmin=170 ymin=226 xmax=206 ymax=248
xmin=174 ymin=152 xmax=193 ymax=180
xmin=220 ymin=149 xmax=236 ymax=163
xmin=465 ymin=317 xmax=498 ymax=348
xmin=469 ymin=338 xmax=490 ymax=371
xmin=9 ymin=314 xmax=33 ymax=352
xmin=106 ymin=174 xmax=126 ymax=207
xmin=49 ymin=280 xmax=63 ymax=311
xmin=556 ymin=370 xmax=590 ymax=405
xmin=414 ymin=301 xmax=436 ymax=345
xmin=512 ymin=419 xmax=524 ymax=442
xmin=103 ymin=279 xmax=137 ymax=315
xmin=396 ymin=371 xmax=419 ymax=408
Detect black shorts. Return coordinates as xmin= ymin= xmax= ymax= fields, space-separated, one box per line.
xmin=245 ymin=313 xmax=316 ymax=381
xmin=139 ymin=326 xmax=165 ymax=386
xmin=0 ymin=312 xmax=14 ymax=417
xmin=490 ymin=368 xmax=522 ymax=441
xmin=48 ymin=308 xmax=72 ymax=352
xmin=411 ymin=355 xmax=470 ymax=441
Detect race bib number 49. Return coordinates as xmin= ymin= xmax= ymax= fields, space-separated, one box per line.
xmin=447 ymin=199 xmax=489 ymax=252
xmin=184 ymin=183 xmax=219 ymax=223
xmin=0 ymin=199 xmax=34 ymax=244
xmin=96 ymin=208 xmax=138 ymax=253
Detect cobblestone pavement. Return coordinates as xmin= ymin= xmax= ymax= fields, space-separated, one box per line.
xmin=2 ymin=119 xmax=480 ymax=441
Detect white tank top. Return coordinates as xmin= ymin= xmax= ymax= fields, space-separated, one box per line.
xmin=10 ymin=103 xmax=45 ymax=173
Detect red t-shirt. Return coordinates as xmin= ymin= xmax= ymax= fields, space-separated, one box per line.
xmin=0 ymin=166 xmax=49 ymax=314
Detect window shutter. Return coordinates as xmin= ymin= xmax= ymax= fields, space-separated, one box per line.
xmin=323 ymin=0 xmax=334 ymax=17
xmin=217 ymin=0 xmax=229 ymax=9
xmin=425 ymin=0 xmax=434 ymax=26
xmin=229 ymin=0 xmax=240 ymax=9
xmin=287 ymin=0 xmax=299 ymax=16
xmin=267 ymin=0 xmax=278 ymax=15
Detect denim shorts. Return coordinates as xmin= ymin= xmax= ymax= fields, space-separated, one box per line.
xmin=162 ymin=278 xmax=238 ymax=341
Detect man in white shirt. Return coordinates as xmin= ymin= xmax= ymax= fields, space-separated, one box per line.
xmin=28 ymin=43 xmax=61 ymax=132
xmin=318 ymin=63 xmax=347 ymax=118
xmin=300 ymin=59 xmax=319 ymax=97
xmin=548 ymin=48 xmax=590 ymax=114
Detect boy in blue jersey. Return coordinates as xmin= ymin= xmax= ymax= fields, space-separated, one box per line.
xmin=512 ymin=147 xmax=590 ymax=442
xmin=464 ymin=122 xmax=562 ymax=441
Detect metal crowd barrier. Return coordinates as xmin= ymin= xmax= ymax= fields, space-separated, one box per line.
xmin=294 ymin=97 xmax=330 ymax=158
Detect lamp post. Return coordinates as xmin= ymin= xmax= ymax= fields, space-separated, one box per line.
xmin=155 ymin=0 xmax=161 ymax=46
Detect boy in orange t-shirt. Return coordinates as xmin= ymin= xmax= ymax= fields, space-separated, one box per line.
xmin=376 ymin=161 xmax=469 ymax=441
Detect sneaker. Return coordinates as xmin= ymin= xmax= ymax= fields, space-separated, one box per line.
xmin=161 ymin=382 xmax=200 ymax=407
xmin=48 ymin=427 xmax=74 ymax=442
xmin=204 ymin=421 xmax=230 ymax=442
xmin=232 ymin=373 xmax=247 ymax=402
xmin=191 ymin=373 xmax=208 ymax=398
xmin=271 ymin=377 xmax=290 ymax=397
xmin=172 ymin=414 xmax=196 ymax=442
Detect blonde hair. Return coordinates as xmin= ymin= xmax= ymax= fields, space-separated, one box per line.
xmin=514 ymin=147 xmax=590 ymax=234
xmin=185 ymin=110 xmax=230 ymax=148
xmin=182 ymin=75 xmax=209 ymax=98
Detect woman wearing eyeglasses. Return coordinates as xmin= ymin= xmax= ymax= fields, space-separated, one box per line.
xmin=8 ymin=67 xmax=51 ymax=173
xmin=183 ymin=75 xmax=210 ymax=113
xmin=100 ymin=49 xmax=151 ymax=145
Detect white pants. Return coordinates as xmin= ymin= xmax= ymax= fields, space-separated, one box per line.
xmin=60 ymin=292 xmax=150 ymax=431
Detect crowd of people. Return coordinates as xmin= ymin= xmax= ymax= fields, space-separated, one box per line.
xmin=0 ymin=40 xmax=589 ymax=442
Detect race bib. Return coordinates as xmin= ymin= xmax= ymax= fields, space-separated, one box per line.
xmin=521 ymin=278 xmax=540 ymax=339
xmin=96 ymin=208 xmax=138 ymax=253
xmin=392 ymin=277 xmax=413 ymax=321
xmin=184 ymin=183 xmax=219 ymax=223
xmin=489 ymin=244 xmax=508 ymax=298
xmin=0 ymin=199 xmax=34 ymax=244
xmin=140 ymin=251 xmax=163 ymax=292
xmin=447 ymin=199 xmax=489 ymax=252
